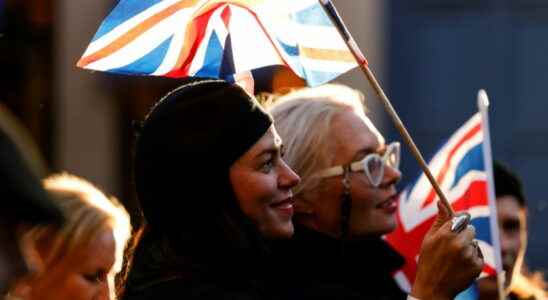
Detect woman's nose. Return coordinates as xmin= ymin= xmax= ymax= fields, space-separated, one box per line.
xmin=278 ymin=159 xmax=300 ymax=189
xmin=383 ymin=164 xmax=402 ymax=186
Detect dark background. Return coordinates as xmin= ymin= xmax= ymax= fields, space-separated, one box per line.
xmin=1 ymin=0 xmax=546 ymax=275
xmin=387 ymin=0 xmax=548 ymax=273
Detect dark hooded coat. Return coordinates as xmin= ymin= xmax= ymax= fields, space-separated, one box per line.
xmin=122 ymin=79 xmax=276 ymax=300
xmin=267 ymin=224 xmax=408 ymax=300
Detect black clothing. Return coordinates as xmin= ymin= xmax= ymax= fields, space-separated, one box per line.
xmin=0 ymin=108 xmax=64 ymax=224
xmin=125 ymin=79 xmax=274 ymax=299
xmin=134 ymin=79 xmax=272 ymax=234
xmin=122 ymin=229 xmax=274 ymax=300
xmin=269 ymin=224 xmax=408 ymax=300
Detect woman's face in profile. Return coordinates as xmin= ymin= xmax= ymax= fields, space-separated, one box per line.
xmin=230 ymin=126 xmax=300 ymax=239
xmin=17 ymin=227 xmax=116 ymax=300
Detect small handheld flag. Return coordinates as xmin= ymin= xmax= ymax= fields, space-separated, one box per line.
xmin=385 ymin=91 xmax=503 ymax=299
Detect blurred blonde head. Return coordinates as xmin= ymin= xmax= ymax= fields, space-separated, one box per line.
xmin=266 ymin=84 xmax=367 ymax=201
xmin=14 ymin=173 xmax=131 ymax=300
xmin=40 ymin=174 xmax=131 ymax=273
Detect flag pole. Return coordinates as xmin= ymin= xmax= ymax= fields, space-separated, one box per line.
xmin=477 ymin=90 xmax=505 ymax=300
xmin=318 ymin=0 xmax=454 ymax=215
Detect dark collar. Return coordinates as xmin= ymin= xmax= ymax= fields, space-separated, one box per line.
xmin=273 ymin=224 xmax=405 ymax=279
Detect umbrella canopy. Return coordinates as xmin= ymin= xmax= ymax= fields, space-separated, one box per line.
xmin=77 ymin=0 xmax=356 ymax=90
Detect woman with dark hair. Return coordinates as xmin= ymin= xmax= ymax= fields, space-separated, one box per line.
xmin=121 ymin=79 xmax=300 ymax=300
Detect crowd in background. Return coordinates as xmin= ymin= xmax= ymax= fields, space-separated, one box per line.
xmin=1 ymin=80 xmax=546 ymax=300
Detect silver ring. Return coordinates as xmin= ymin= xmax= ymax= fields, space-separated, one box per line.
xmin=450 ymin=212 xmax=471 ymax=233
xmin=473 ymin=240 xmax=484 ymax=259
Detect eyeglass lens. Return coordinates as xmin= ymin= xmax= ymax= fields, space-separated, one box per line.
xmin=366 ymin=144 xmax=400 ymax=186
xmin=366 ymin=157 xmax=383 ymax=185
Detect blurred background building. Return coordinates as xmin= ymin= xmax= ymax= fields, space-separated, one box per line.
xmin=386 ymin=0 xmax=548 ymax=275
xmin=0 ymin=0 xmax=546 ymax=273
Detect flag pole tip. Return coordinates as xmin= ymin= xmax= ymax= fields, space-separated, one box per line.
xmin=478 ymin=89 xmax=490 ymax=109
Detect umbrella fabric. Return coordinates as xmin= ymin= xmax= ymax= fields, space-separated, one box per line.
xmin=77 ymin=0 xmax=357 ymax=88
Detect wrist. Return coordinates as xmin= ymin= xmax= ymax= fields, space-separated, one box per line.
xmin=410 ymin=284 xmax=452 ymax=300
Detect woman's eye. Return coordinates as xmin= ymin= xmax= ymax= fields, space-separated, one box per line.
xmin=261 ymin=159 xmax=274 ymax=173
xmin=502 ymin=220 xmax=520 ymax=233
xmin=83 ymin=272 xmax=104 ymax=284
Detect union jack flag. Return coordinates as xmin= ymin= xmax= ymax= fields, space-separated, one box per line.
xmin=385 ymin=113 xmax=502 ymax=298
xmin=77 ymin=0 xmax=356 ymax=91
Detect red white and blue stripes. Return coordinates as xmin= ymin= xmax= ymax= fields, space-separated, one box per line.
xmin=77 ymin=0 xmax=356 ymax=87
xmin=385 ymin=113 xmax=500 ymax=298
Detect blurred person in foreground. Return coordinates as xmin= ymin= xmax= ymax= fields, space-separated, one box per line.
xmin=122 ymin=79 xmax=300 ymax=299
xmin=0 ymin=104 xmax=64 ymax=296
xmin=7 ymin=174 xmax=132 ymax=300
xmin=478 ymin=162 xmax=546 ymax=300
xmin=266 ymin=84 xmax=484 ymax=300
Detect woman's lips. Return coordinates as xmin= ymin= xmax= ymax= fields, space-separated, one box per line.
xmin=270 ymin=198 xmax=295 ymax=216
xmin=376 ymin=195 xmax=398 ymax=214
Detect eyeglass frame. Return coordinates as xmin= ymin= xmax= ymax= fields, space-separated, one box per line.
xmin=316 ymin=142 xmax=401 ymax=187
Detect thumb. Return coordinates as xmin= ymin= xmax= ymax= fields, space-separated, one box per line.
xmin=430 ymin=201 xmax=452 ymax=232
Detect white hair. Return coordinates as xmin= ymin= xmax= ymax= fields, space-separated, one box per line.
xmin=267 ymin=84 xmax=367 ymax=199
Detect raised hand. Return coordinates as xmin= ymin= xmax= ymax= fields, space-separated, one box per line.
xmin=410 ymin=201 xmax=484 ymax=300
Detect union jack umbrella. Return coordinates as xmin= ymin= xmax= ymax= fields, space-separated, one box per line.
xmin=77 ymin=0 xmax=357 ymax=92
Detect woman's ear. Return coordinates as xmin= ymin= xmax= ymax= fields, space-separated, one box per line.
xmin=18 ymin=226 xmax=49 ymax=276
xmin=8 ymin=229 xmax=51 ymax=299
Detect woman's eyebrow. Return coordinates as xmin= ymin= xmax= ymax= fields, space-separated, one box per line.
xmin=352 ymin=146 xmax=378 ymax=161
xmin=256 ymin=146 xmax=280 ymax=159
xmin=377 ymin=144 xmax=388 ymax=154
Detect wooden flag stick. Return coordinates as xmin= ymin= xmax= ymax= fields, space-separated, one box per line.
xmin=319 ymin=0 xmax=454 ymax=216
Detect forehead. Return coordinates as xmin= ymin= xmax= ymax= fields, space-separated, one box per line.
xmin=64 ymin=228 xmax=116 ymax=270
xmin=497 ymin=196 xmax=522 ymax=218
xmin=247 ymin=126 xmax=280 ymax=155
xmin=329 ymin=109 xmax=384 ymax=164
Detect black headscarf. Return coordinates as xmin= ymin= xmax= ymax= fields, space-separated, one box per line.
xmin=131 ymin=79 xmax=273 ymax=282
xmin=0 ymin=107 xmax=63 ymax=225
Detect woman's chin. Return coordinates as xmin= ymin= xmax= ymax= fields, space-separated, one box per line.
xmin=354 ymin=213 xmax=397 ymax=238
xmin=261 ymin=221 xmax=294 ymax=240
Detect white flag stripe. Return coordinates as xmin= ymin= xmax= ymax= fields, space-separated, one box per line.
xmin=230 ymin=7 xmax=285 ymax=72
xmin=83 ymin=0 xmax=190 ymax=57
xmin=85 ymin=16 xmax=179 ymax=71
xmin=408 ymin=120 xmax=483 ymax=201
xmin=421 ymin=115 xmax=481 ymax=177
xmin=478 ymin=239 xmax=496 ymax=272
xmin=78 ymin=0 xmax=357 ymax=87
xmin=299 ymin=57 xmax=355 ymax=73
xmin=185 ymin=8 xmax=229 ymax=76
xmin=151 ymin=30 xmax=185 ymax=75
xmin=400 ymin=171 xmax=487 ymax=231
xmin=292 ymin=26 xmax=349 ymax=50
xmin=393 ymin=271 xmax=412 ymax=293
xmin=438 ymin=132 xmax=485 ymax=193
